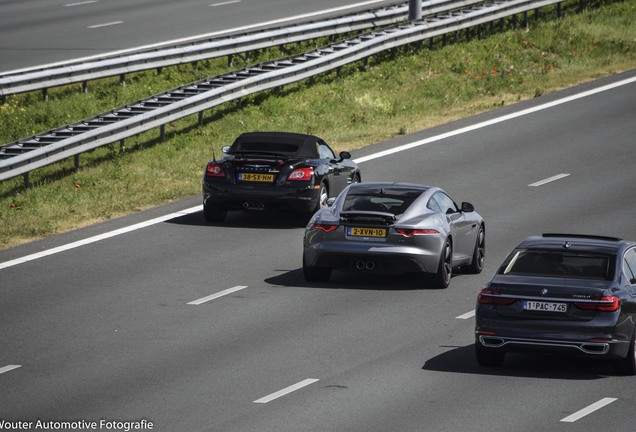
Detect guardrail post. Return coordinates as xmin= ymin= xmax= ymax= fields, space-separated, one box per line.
xmin=120 ymin=74 xmax=126 ymax=86
xmin=23 ymin=172 xmax=30 ymax=188
xmin=409 ymin=0 xmax=422 ymax=21
xmin=82 ymin=81 xmax=88 ymax=94
xmin=42 ymin=88 xmax=48 ymax=102
xmin=120 ymin=139 xmax=125 ymax=152
xmin=198 ymin=111 xmax=204 ymax=126
xmin=160 ymin=125 xmax=166 ymax=142
xmin=74 ymin=154 xmax=80 ymax=170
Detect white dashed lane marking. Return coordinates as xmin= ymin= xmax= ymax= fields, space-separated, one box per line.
xmin=528 ymin=173 xmax=570 ymax=187
xmin=560 ymin=397 xmax=617 ymax=422
xmin=188 ymin=286 xmax=248 ymax=305
xmin=254 ymin=379 xmax=320 ymax=404
xmin=0 ymin=365 xmax=21 ymax=375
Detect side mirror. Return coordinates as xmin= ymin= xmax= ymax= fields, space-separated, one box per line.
xmin=339 ymin=151 xmax=351 ymax=160
xmin=461 ymin=202 xmax=475 ymax=213
xmin=326 ymin=197 xmax=337 ymax=207
xmin=221 ymin=145 xmax=231 ymax=153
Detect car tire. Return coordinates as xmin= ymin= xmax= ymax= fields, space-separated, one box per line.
xmin=613 ymin=329 xmax=636 ymax=376
xmin=465 ymin=225 xmax=485 ymax=274
xmin=203 ymin=204 xmax=227 ymax=223
xmin=431 ymin=238 xmax=452 ymax=289
xmin=314 ymin=182 xmax=329 ymax=212
xmin=303 ymin=255 xmax=331 ymax=283
xmin=475 ymin=344 xmax=505 ymax=367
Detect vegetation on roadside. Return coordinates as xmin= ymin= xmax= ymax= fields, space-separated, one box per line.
xmin=0 ymin=0 xmax=635 ymax=250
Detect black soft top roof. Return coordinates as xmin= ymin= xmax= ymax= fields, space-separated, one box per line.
xmin=229 ymin=132 xmax=321 ymax=158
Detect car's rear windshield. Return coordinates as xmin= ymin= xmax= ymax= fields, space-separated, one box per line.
xmin=499 ymin=249 xmax=614 ymax=280
xmin=230 ymin=141 xmax=300 ymax=154
xmin=342 ymin=194 xmax=417 ymax=215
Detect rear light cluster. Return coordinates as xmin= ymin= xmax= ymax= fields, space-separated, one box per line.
xmin=288 ymin=167 xmax=313 ymax=181
xmin=574 ymin=296 xmax=621 ymax=312
xmin=477 ymin=289 xmax=621 ymax=312
xmin=206 ymin=162 xmax=225 ymax=177
xmin=311 ymin=224 xmax=338 ymax=233
xmin=394 ymin=228 xmax=439 ymax=237
xmin=477 ymin=289 xmax=516 ymax=305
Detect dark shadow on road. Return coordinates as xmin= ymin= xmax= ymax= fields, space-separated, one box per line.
xmin=265 ymin=268 xmax=452 ymax=291
xmin=166 ymin=209 xmax=308 ymax=229
xmin=423 ymin=344 xmax=614 ymax=380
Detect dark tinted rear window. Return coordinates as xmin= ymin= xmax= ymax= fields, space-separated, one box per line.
xmin=499 ymin=250 xmax=613 ymax=280
xmin=343 ymin=194 xmax=417 ymax=215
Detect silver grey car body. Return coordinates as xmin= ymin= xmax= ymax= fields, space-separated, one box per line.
xmin=302 ymin=182 xmax=485 ymax=287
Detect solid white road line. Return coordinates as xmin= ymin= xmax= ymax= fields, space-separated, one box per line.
xmin=0 ymin=205 xmax=201 ymax=270
xmin=353 ymin=76 xmax=636 ymax=164
xmin=560 ymin=397 xmax=617 ymax=422
xmin=528 ymin=173 xmax=571 ymax=187
xmin=188 ymin=286 xmax=248 ymax=305
xmin=456 ymin=310 xmax=475 ymax=319
xmin=0 ymin=365 xmax=21 ymax=375
xmin=254 ymin=379 xmax=319 ymax=404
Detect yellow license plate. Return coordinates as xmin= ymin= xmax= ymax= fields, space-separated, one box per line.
xmin=239 ymin=173 xmax=275 ymax=182
xmin=347 ymin=227 xmax=387 ymax=237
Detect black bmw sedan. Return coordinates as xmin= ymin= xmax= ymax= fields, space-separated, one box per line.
xmin=475 ymin=233 xmax=636 ymax=375
xmin=202 ymin=132 xmax=361 ymax=223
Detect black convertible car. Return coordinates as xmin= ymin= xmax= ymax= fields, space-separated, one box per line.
xmin=202 ymin=132 xmax=361 ymax=223
xmin=475 ymin=233 xmax=636 ymax=375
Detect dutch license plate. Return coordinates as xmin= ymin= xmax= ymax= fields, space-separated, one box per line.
xmin=524 ymin=301 xmax=567 ymax=313
xmin=239 ymin=173 xmax=274 ymax=182
xmin=347 ymin=227 xmax=387 ymax=238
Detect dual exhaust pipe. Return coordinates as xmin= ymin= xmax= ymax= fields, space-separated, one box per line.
xmin=355 ymin=260 xmax=376 ymax=271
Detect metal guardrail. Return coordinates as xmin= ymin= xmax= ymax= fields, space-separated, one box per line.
xmin=0 ymin=0 xmax=565 ymax=184
xmin=0 ymin=0 xmax=484 ymax=98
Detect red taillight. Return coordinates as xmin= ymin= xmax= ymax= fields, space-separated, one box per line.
xmin=206 ymin=162 xmax=225 ymax=177
xmin=477 ymin=289 xmax=517 ymax=305
xmin=394 ymin=228 xmax=439 ymax=237
xmin=288 ymin=167 xmax=313 ymax=181
xmin=311 ymin=224 xmax=338 ymax=233
xmin=575 ymin=296 xmax=621 ymax=312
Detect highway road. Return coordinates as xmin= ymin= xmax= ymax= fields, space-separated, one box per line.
xmin=0 ymin=0 xmax=399 ymax=73
xmin=1 ymin=70 xmax=635 ymax=431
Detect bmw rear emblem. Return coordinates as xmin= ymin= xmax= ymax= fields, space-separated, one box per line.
xmin=541 ymin=288 xmax=549 ymax=296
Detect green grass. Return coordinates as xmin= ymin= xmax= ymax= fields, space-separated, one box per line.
xmin=1 ymin=0 xmax=635 ymax=250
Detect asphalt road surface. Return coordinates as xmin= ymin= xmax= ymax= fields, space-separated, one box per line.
xmin=0 ymin=0 xmax=398 ymax=72
xmin=1 ymin=70 xmax=635 ymax=431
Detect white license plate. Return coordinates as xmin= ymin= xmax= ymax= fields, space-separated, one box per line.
xmin=524 ymin=301 xmax=567 ymax=313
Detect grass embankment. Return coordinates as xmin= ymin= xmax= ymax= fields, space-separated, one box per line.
xmin=0 ymin=0 xmax=635 ymax=250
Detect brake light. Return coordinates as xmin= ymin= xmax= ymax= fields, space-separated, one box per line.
xmin=288 ymin=167 xmax=313 ymax=181
xmin=574 ymin=296 xmax=621 ymax=312
xmin=477 ymin=288 xmax=517 ymax=305
xmin=311 ymin=224 xmax=338 ymax=233
xmin=206 ymin=162 xmax=225 ymax=177
xmin=395 ymin=228 xmax=439 ymax=237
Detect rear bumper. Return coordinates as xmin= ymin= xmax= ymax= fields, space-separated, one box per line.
xmin=303 ymin=242 xmax=441 ymax=274
xmin=476 ymin=334 xmax=620 ymax=356
xmin=203 ymin=181 xmax=319 ymax=213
